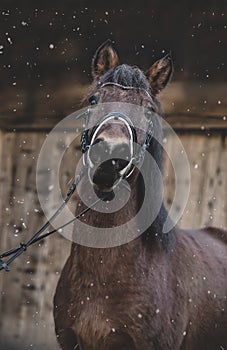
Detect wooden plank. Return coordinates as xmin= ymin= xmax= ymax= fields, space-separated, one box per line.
xmin=163 ymin=134 xmax=227 ymax=228
xmin=0 ymin=132 xmax=71 ymax=349
xmin=0 ymin=130 xmax=226 ymax=349
xmin=0 ymin=82 xmax=227 ymax=131
xmin=161 ymin=81 xmax=227 ymax=130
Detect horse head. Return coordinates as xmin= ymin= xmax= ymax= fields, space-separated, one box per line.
xmin=81 ymin=40 xmax=173 ymax=200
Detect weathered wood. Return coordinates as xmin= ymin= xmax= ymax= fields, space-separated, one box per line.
xmin=0 ymin=82 xmax=226 ymax=131
xmin=161 ymin=82 xmax=227 ymax=130
xmin=179 ymin=134 xmax=227 ymax=228
xmin=0 ymin=130 xmax=226 ymax=349
xmin=0 ymin=132 xmax=71 ymax=349
xmin=164 ymin=133 xmax=227 ymax=228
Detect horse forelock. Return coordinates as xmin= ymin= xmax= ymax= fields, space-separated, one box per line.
xmin=100 ymin=64 xmax=150 ymax=90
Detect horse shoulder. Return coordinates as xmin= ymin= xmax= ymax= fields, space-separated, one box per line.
xmin=172 ymin=227 xmax=227 ymax=349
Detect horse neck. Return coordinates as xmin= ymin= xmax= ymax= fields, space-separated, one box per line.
xmin=72 ymin=169 xmax=171 ymax=279
xmin=138 ymin=131 xmax=176 ymax=248
xmin=75 ymin=173 xmax=139 ymax=234
xmin=72 ymin=241 xmax=144 ymax=284
xmin=72 ymin=118 xmax=174 ymax=270
xmin=72 ymin=174 xmax=144 ymax=276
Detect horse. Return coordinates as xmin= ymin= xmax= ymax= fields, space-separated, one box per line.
xmin=54 ymin=40 xmax=227 ymax=350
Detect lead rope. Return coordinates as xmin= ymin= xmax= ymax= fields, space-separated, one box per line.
xmin=0 ymin=90 xmax=154 ymax=271
xmin=0 ymin=166 xmax=104 ymax=272
xmin=0 ymin=108 xmax=94 ymax=272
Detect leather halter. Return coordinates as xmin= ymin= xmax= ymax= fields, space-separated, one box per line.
xmin=81 ymin=82 xmax=155 ymax=178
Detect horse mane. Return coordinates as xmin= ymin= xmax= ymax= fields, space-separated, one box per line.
xmin=97 ymin=64 xmax=163 ymax=114
xmin=201 ymin=226 xmax=227 ymax=244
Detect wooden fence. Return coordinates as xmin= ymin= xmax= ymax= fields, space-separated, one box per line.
xmin=0 ymin=83 xmax=226 ymax=349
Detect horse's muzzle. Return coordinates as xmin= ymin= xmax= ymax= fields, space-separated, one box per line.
xmin=90 ymin=158 xmax=127 ymax=200
xmin=88 ymin=139 xmax=130 ymax=185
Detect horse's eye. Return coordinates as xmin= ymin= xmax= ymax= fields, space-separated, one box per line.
xmin=89 ymin=95 xmax=99 ymax=106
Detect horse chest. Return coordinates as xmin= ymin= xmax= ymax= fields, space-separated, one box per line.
xmin=71 ymin=276 xmax=148 ymax=348
xmin=74 ymin=302 xmax=112 ymax=345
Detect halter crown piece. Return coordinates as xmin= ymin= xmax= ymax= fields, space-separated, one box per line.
xmin=81 ymin=82 xmax=155 ymax=177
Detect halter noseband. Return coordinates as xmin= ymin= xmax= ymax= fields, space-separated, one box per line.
xmin=81 ymin=82 xmax=155 ymax=178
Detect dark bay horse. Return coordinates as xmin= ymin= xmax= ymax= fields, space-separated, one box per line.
xmin=54 ymin=41 xmax=227 ymax=350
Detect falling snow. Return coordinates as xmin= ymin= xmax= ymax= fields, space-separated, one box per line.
xmin=0 ymin=4 xmax=226 ymax=350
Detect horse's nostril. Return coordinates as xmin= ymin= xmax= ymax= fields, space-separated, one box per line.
xmin=89 ymin=142 xmax=131 ymax=191
xmin=112 ymin=143 xmax=131 ymax=161
xmin=111 ymin=143 xmax=131 ymax=171
xmin=92 ymin=168 xmax=118 ymax=189
xmin=115 ymin=159 xmax=129 ymax=171
xmin=89 ymin=140 xmax=110 ymax=165
xmin=89 ymin=140 xmax=131 ymax=168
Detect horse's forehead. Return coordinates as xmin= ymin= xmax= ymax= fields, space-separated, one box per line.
xmin=97 ymin=122 xmax=131 ymax=138
xmin=87 ymin=102 xmax=148 ymax=131
xmin=98 ymin=87 xmax=147 ymax=104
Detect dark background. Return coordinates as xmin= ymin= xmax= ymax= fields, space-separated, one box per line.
xmin=0 ymin=0 xmax=227 ymax=129
xmin=1 ymin=0 xmax=227 ymax=82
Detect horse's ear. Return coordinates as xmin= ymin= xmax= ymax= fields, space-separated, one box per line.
xmin=92 ymin=40 xmax=119 ymax=79
xmin=146 ymin=54 xmax=173 ymax=95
